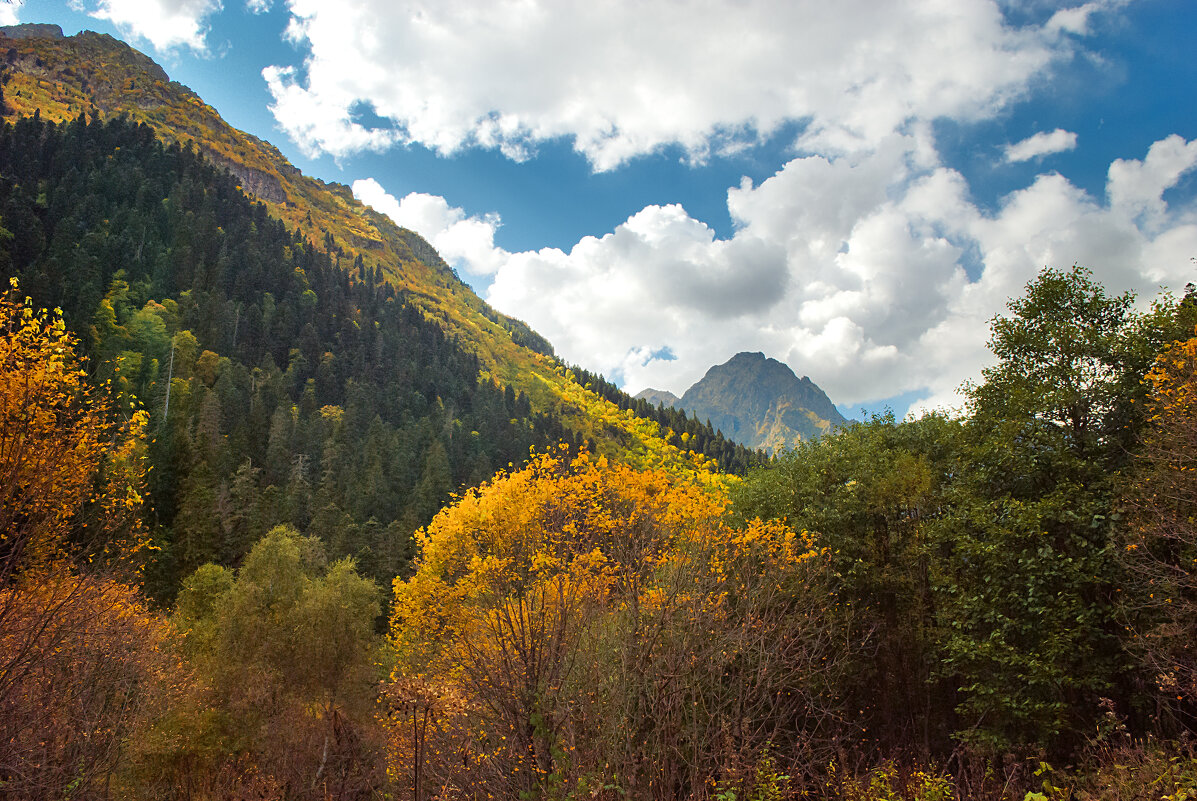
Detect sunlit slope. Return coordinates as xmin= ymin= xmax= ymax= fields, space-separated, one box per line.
xmin=0 ymin=26 xmax=710 ymax=474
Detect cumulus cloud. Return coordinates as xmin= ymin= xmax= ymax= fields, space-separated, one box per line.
xmin=1108 ymin=135 xmax=1197 ymax=231
xmin=355 ymin=133 xmax=1197 ymax=410
xmin=264 ymin=0 xmax=1098 ymax=169
xmin=353 ymin=178 xmax=509 ymax=276
xmin=73 ymin=0 xmax=221 ymax=52
xmin=1005 ymin=128 xmax=1079 ymax=162
xmin=0 ymin=1 xmax=20 ymax=26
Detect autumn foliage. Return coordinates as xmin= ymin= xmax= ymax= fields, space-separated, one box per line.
xmin=0 ymin=573 xmax=166 ymax=799
xmin=0 ymin=279 xmax=148 ymax=580
xmin=1121 ymin=330 xmax=1197 ymax=715
xmin=389 ymin=447 xmax=837 ymax=799
xmin=0 ymin=282 xmax=155 ymax=798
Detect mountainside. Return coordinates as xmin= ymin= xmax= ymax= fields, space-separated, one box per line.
xmin=573 ymin=367 xmax=769 ymax=474
xmin=670 ymin=352 xmax=847 ymax=454
xmin=0 ymin=25 xmax=773 ymax=600
xmin=0 ymin=25 xmax=743 ymax=477
xmin=0 ymin=110 xmax=590 ymax=594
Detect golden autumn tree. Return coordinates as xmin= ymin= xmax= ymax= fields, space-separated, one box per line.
xmin=0 ymin=281 xmax=156 ymax=797
xmin=390 ymin=446 xmax=685 ymax=798
xmin=0 ymin=279 xmax=148 ymax=581
xmin=389 ymin=446 xmax=835 ymax=800
xmin=1121 ymin=330 xmax=1197 ymax=713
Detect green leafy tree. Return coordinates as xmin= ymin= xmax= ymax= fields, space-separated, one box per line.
xmin=937 ymin=266 xmax=1145 ymax=750
xmin=732 ymin=412 xmax=962 ymax=752
xmin=132 ymin=526 xmax=383 ymax=799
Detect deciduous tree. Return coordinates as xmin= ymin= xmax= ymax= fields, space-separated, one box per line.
xmin=0 ymin=282 xmax=154 ymax=797
xmin=1119 ymin=331 xmax=1197 ymax=720
xmin=390 ymin=448 xmax=838 ymax=799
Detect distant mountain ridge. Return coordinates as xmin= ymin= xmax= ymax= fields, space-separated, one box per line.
xmin=637 ymin=352 xmax=847 ymax=454
xmin=634 ymin=388 xmax=680 ymax=408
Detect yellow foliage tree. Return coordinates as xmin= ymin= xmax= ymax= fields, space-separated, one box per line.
xmin=1122 ymin=331 xmax=1197 ymax=710
xmin=0 ymin=281 xmax=154 ymax=796
xmin=389 ymin=446 xmax=832 ymax=799
xmin=391 ymin=446 xmax=712 ymax=796
xmin=0 ymin=279 xmax=148 ymax=580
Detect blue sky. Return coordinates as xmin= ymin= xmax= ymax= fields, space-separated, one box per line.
xmin=11 ymin=0 xmax=1197 ymax=418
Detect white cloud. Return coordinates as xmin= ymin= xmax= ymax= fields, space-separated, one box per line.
xmin=246 ymin=0 xmax=269 ymax=13
xmin=265 ymin=0 xmax=1098 ymax=169
xmin=353 ymin=178 xmax=509 ymax=276
xmin=1005 ymin=128 xmax=1079 ymax=162
xmin=1108 ymin=134 xmax=1197 ymax=232
xmin=354 ymin=134 xmax=1197 ymax=411
xmin=0 ymin=2 xmax=20 ymax=26
xmin=74 ymin=0 xmax=221 ymax=52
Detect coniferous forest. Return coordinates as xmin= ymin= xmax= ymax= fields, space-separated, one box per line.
xmin=1 ymin=111 xmax=595 ymax=597
xmin=6 ymin=63 xmax=1197 ymax=801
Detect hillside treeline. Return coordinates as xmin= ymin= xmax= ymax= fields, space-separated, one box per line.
xmin=569 ymin=365 xmax=770 ymax=474
xmin=0 ymin=112 xmax=761 ymax=600
xmin=0 ymin=111 xmax=590 ymax=596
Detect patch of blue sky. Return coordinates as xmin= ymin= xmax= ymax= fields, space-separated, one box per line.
xmin=344 ymin=119 xmax=808 ymax=255
xmin=839 ymin=388 xmax=942 ymax=423
xmin=934 ymin=0 xmax=1197 ymax=215
xmin=347 ymin=100 xmax=392 ymax=132
xmin=645 ymin=346 xmax=677 ymax=364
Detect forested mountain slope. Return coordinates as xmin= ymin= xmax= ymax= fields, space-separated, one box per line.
xmin=0 ymin=111 xmax=581 ymax=593
xmin=0 ymin=26 xmax=763 ymax=598
xmin=0 ymin=24 xmax=749 ymax=478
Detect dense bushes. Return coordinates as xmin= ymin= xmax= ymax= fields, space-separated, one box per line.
xmin=381 ymin=268 xmax=1197 ymax=798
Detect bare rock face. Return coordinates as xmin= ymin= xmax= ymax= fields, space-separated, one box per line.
xmin=0 ymin=24 xmax=65 ymax=40
xmin=201 ymin=149 xmax=288 ymax=204
xmin=676 ymin=352 xmax=847 ymax=454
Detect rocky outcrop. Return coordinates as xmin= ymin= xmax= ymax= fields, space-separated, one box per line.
xmin=0 ymin=24 xmax=65 ymax=40
xmin=201 ymin=149 xmax=288 ymax=204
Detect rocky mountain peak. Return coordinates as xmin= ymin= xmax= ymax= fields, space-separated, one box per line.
xmin=644 ymin=352 xmax=847 ymax=454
